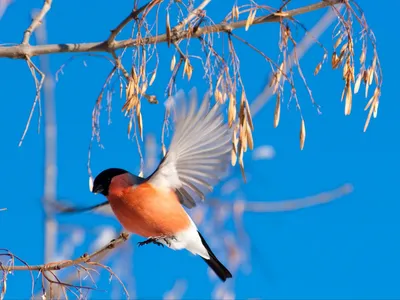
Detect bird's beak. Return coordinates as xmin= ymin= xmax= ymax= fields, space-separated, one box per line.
xmin=92 ymin=185 xmax=104 ymax=194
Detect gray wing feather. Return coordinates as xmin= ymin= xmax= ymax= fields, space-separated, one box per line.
xmin=147 ymin=89 xmax=232 ymax=208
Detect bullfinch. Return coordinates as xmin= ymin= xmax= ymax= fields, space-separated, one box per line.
xmin=65 ymin=90 xmax=233 ymax=282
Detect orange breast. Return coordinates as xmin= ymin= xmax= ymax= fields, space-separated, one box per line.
xmin=107 ymin=182 xmax=190 ymax=238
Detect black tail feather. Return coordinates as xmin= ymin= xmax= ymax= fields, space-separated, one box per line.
xmin=198 ymin=231 xmax=233 ymax=282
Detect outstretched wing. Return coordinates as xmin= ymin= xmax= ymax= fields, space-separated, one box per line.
xmin=147 ymin=89 xmax=232 ymax=208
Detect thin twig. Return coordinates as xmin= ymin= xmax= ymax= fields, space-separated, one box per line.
xmin=107 ymin=0 xmax=161 ymax=45
xmin=18 ymin=57 xmax=45 ymax=146
xmin=21 ymin=0 xmax=52 ymax=45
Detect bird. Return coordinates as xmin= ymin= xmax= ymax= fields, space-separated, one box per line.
xmin=62 ymin=90 xmax=233 ymax=282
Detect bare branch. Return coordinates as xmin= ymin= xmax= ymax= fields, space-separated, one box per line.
xmin=0 ymin=1 xmax=341 ymax=59
xmin=3 ymin=232 xmax=130 ymax=272
xmin=208 ymin=183 xmax=353 ymax=212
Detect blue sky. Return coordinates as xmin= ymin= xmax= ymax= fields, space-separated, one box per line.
xmin=0 ymin=0 xmax=399 ymax=299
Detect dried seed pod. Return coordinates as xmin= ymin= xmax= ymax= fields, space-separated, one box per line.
xmin=331 ymin=52 xmax=339 ymax=69
xmin=246 ymin=122 xmax=254 ymax=150
xmin=170 ymin=55 xmax=176 ymax=71
xmin=245 ymin=9 xmax=256 ymax=31
xmin=274 ymin=93 xmax=281 ymax=128
xmin=354 ymin=73 xmax=362 ymax=94
xmin=166 ymin=11 xmax=171 ymax=47
xmin=344 ymin=82 xmax=352 ymax=116
xmin=137 ymin=111 xmax=143 ymax=140
xmin=300 ymin=119 xmax=306 ymax=150
xmin=127 ymin=118 xmax=133 ymax=136
xmin=360 ymin=48 xmax=366 ymax=64
xmin=228 ymin=94 xmax=236 ymax=127
xmin=334 ymin=35 xmax=343 ymax=49
xmin=314 ymin=62 xmax=323 ymax=76
xmin=149 ymin=70 xmax=157 ymax=86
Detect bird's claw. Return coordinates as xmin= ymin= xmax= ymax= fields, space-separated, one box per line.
xmin=137 ymin=238 xmax=164 ymax=248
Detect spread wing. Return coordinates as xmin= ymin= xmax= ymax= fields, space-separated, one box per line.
xmin=147 ymin=89 xmax=232 ymax=208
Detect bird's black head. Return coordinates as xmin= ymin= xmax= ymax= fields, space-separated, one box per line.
xmin=92 ymin=168 xmax=128 ymax=196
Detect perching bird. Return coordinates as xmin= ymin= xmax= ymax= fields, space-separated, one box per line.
xmin=63 ymin=90 xmax=233 ymax=282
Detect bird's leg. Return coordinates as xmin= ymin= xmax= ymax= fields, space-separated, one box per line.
xmin=137 ymin=237 xmax=164 ymax=248
xmin=162 ymin=235 xmax=177 ymax=247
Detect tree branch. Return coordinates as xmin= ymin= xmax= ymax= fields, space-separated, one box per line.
xmin=3 ymin=233 xmax=130 ymax=271
xmin=208 ymin=183 xmax=353 ymax=212
xmin=0 ymin=1 xmax=341 ymax=59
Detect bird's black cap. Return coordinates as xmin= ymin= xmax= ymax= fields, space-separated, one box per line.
xmin=92 ymin=168 xmax=128 ymax=196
